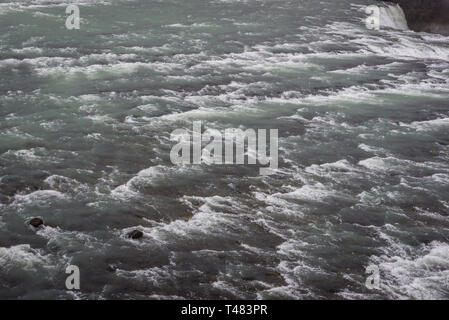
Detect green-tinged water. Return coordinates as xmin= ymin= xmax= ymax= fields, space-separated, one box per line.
xmin=1 ymin=0 xmax=449 ymax=299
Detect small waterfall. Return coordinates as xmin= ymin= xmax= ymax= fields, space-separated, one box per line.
xmin=380 ymin=4 xmax=409 ymax=30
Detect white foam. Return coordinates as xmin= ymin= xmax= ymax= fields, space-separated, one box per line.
xmin=2 ymin=148 xmax=48 ymax=163
xmin=13 ymin=190 xmax=69 ymax=207
xmin=408 ymin=117 xmax=449 ymax=132
xmin=372 ymin=238 xmax=449 ymax=299
xmin=358 ymin=156 xmax=415 ymax=173
xmin=111 ymin=165 xmax=205 ymax=201
xmin=165 ymin=23 xmax=213 ymax=28
xmin=0 ymin=244 xmax=51 ymax=272
xmin=44 ymin=175 xmax=89 ymax=195
xmin=37 ymin=226 xmax=105 ymax=252
xmin=355 ymin=35 xmax=449 ymax=61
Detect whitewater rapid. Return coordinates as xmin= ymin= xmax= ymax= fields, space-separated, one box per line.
xmin=1 ymin=0 xmax=449 ymax=299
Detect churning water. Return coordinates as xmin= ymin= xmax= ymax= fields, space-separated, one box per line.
xmin=1 ymin=0 xmax=449 ymax=299
xmin=379 ymin=4 xmax=408 ymax=30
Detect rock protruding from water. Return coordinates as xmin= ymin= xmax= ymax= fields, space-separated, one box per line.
xmin=127 ymin=230 xmax=143 ymax=239
xmin=29 ymin=218 xmax=44 ymax=228
xmin=383 ymin=0 xmax=449 ymax=35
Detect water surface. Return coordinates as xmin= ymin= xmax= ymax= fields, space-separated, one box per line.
xmin=1 ymin=0 xmax=449 ymax=299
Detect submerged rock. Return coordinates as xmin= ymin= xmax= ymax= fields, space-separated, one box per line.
xmin=29 ymin=218 xmax=44 ymax=228
xmin=126 ymin=230 xmax=143 ymax=239
xmin=107 ymin=264 xmax=117 ymax=272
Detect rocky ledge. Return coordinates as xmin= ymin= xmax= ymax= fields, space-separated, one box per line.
xmin=384 ymin=0 xmax=449 ymax=35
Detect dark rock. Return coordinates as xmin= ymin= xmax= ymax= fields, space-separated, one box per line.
xmin=126 ymin=229 xmax=143 ymax=239
xmin=29 ymin=217 xmax=44 ymax=228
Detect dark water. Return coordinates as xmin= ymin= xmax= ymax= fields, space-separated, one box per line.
xmin=1 ymin=0 xmax=449 ymax=299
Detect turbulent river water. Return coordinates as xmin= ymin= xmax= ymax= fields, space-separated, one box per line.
xmin=1 ymin=0 xmax=449 ymax=299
